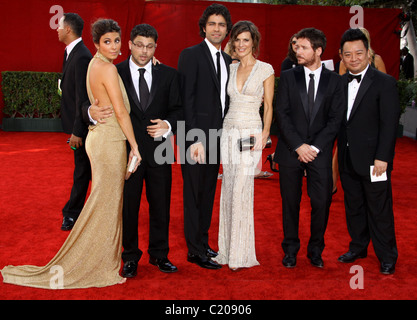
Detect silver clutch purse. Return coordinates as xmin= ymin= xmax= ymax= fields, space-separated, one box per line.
xmin=238 ymin=136 xmax=255 ymax=152
xmin=238 ymin=136 xmax=272 ymax=151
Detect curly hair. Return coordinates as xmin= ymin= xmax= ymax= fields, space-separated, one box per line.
xmin=198 ymin=3 xmax=233 ymax=38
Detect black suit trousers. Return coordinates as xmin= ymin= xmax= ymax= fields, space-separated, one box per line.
xmin=279 ymin=162 xmax=332 ymax=256
xmin=339 ymin=148 xmax=398 ymax=264
xmin=122 ymin=160 xmax=172 ymax=263
xmin=182 ymin=158 xmax=220 ymax=256
xmin=62 ymin=139 xmax=91 ymax=219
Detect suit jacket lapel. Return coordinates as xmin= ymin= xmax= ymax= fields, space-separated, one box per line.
xmin=342 ymin=73 xmax=349 ymax=124
xmin=62 ymin=41 xmax=83 ymax=78
xmin=348 ymin=66 xmax=374 ymax=122
xmin=147 ymin=64 xmax=159 ymax=109
xmin=118 ymin=59 xmax=141 ymax=111
xmin=294 ymin=67 xmax=309 ymax=121
xmin=201 ymin=41 xmax=220 ymax=93
xmin=310 ymin=67 xmax=330 ymax=125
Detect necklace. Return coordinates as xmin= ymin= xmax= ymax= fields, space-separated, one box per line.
xmin=95 ymin=51 xmax=112 ymax=63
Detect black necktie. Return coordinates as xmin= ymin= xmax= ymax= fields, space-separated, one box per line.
xmin=347 ymin=73 xmax=362 ymax=83
xmin=216 ymin=51 xmax=221 ymax=84
xmin=62 ymin=49 xmax=68 ymax=70
xmin=308 ymin=73 xmax=315 ymax=121
xmin=138 ymin=68 xmax=149 ymax=111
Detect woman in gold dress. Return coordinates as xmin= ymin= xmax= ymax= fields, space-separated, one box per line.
xmin=1 ymin=19 xmax=141 ymax=289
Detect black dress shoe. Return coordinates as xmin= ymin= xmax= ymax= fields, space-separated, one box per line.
xmin=187 ymin=253 xmax=222 ymax=269
xmin=206 ymin=247 xmax=218 ymax=258
xmin=380 ymin=262 xmax=395 ymax=275
xmin=61 ymin=217 xmax=76 ymax=231
xmin=149 ymin=256 xmax=178 ymax=273
xmin=282 ymin=254 xmax=297 ymax=268
xmin=307 ymin=253 xmax=324 ymax=268
xmin=338 ymin=251 xmax=367 ymax=263
xmin=121 ymin=260 xmax=138 ymax=278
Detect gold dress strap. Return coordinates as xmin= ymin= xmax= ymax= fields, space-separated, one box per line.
xmin=86 ymin=51 xmax=130 ymax=114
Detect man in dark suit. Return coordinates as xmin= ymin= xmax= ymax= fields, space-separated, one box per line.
xmin=87 ymin=24 xmax=182 ymax=276
xmin=274 ymin=28 xmax=344 ymax=269
xmin=57 ymin=13 xmax=92 ymax=231
xmin=337 ymin=28 xmax=400 ymax=275
xmin=177 ymin=3 xmax=232 ymax=269
xmin=400 ymin=47 xmax=414 ymax=79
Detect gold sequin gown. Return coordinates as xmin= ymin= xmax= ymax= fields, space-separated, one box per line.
xmin=214 ymin=60 xmax=274 ymax=269
xmin=1 ymin=52 xmax=130 ymax=289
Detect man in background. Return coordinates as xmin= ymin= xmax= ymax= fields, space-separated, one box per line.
xmin=57 ymin=13 xmax=92 ymax=231
xmin=400 ymin=47 xmax=414 ymax=79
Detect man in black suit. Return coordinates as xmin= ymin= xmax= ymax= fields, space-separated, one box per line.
xmin=274 ymin=28 xmax=344 ymax=269
xmin=87 ymin=24 xmax=182 ymax=276
xmin=177 ymin=3 xmax=232 ymax=269
xmin=400 ymin=47 xmax=414 ymax=79
xmin=57 ymin=13 xmax=92 ymax=231
xmin=337 ymin=28 xmax=400 ymax=275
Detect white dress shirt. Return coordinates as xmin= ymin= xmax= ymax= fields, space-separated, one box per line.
xmin=89 ymin=57 xmax=171 ymax=138
xmin=65 ymin=37 xmax=82 ymax=59
xmin=204 ymin=38 xmax=228 ymax=117
xmin=129 ymin=57 xmax=171 ymax=138
xmin=302 ymin=64 xmax=323 ymax=154
xmin=303 ymin=65 xmax=322 ymax=101
xmin=129 ymin=57 xmax=152 ymax=98
xmin=347 ymin=64 xmax=369 ymax=120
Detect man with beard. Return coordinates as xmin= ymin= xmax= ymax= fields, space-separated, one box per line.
xmin=273 ymin=28 xmax=344 ymax=269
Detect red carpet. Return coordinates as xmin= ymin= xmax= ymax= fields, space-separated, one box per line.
xmin=1 ymin=130 xmax=417 ymax=302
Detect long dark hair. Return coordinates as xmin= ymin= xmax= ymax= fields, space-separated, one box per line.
xmin=287 ymin=34 xmax=297 ymax=63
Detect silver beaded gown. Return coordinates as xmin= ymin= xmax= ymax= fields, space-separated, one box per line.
xmin=214 ymin=60 xmax=274 ymax=269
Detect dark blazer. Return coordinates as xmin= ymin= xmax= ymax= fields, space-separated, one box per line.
xmin=60 ymin=40 xmax=92 ymax=137
xmin=177 ymin=41 xmax=232 ymax=151
xmin=116 ymin=58 xmax=183 ymax=167
xmin=338 ymin=66 xmax=400 ymax=176
xmin=402 ymin=53 xmax=414 ymax=79
xmin=274 ymin=65 xmax=344 ymax=168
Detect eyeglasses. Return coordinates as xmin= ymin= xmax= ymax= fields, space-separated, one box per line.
xmin=132 ymin=42 xmax=156 ymax=50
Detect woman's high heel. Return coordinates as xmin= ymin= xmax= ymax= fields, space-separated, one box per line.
xmin=265 ymin=154 xmax=279 ymax=172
